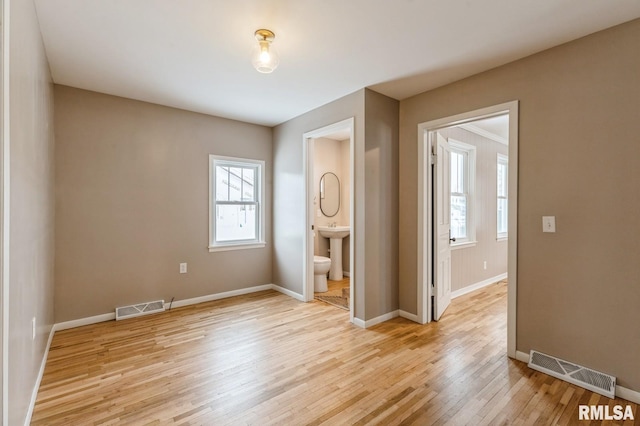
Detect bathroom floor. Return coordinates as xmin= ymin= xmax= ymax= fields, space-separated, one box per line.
xmin=314 ymin=277 xmax=350 ymax=311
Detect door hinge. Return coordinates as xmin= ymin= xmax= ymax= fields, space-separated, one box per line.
xmin=430 ymin=153 xmax=437 ymax=165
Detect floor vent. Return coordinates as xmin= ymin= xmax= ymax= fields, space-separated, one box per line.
xmin=116 ymin=300 xmax=165 ymax=321
xmin=528 ymin=350 xmax=615 ymax=398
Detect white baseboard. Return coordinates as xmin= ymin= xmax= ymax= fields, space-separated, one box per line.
xmin=167 ymin=284 xmax=273 ymax=309
xmin=451 ymin=273 xmax=507 ymax=299
xmin=515 ymin=350 xmax=530 ymax=363
xmin=270 ymin=284 xmax=304 ymax=301
xmin=354 ymin=310 xmax=399 ymax=329
xmin=399 ymin=310 xmax=419 ymax=323
xmin=616 ymin=385 xmax=640 ymax=405
xmin=24 ymin=325 xmax=56 ymax=426
xmin=55 ymin=312 xmax=116 ymax=331
xmin=343 ymin=271 xmax=350 ymax=277
xmin=514 ymin=350 xmax=640 ymax=404
xmin=352 ymin=317 xmax=365 ymax=328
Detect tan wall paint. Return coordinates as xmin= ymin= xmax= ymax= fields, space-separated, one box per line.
xmin=54 ymin=86 xmax=272 ymax=322
xmin=364 ymin=89 xmax=399 ymax=318
xmin=399 ymin=19 xmax=640 ymax=390
xmin=273 ymin=89 xmax=399 ymax=321
xmin=437 ymin=127 xmax=508 ymax=291
xmin=8 ymin=0 xmax=56 ymax=423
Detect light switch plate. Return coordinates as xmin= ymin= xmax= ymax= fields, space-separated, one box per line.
xmin=542 ymin=216 xmax=556 ymax=233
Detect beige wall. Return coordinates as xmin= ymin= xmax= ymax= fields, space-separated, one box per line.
xmin=399 ymin=19 xmax=640 ymax=390
xmin=437 ymin=127 xmax=508 ymax=292
xmin=273 ymin=88 xmax=398 ymax=321
xmin=54 ymin=86 xmax=272 ymax=322
xmin=7 ymin=0 xmax=56 ymax=423
xmin=363 ymin=89 xmax=399 ymax=318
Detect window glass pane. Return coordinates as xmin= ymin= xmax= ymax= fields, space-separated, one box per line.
xmin=451 ymin=195 xmax=467 ymax=239
xmin=227 ymin=167 xmax=243 ymax=201
xmin=497 ymin=198 xmax=508 ymax=234
xmin=216 ymin=204 xmax=257 ymax=242
xmin=497 ymin=163 xmax=507 ymax=197
xmin=216 ymin=166 xmax=229 ymax=201
xmin=241 ymin=167 xmax=255 ymax=201
xmin=450 ymin=151 xmax=465 ymax=194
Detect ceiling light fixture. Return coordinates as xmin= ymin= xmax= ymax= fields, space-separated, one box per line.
xmin=252 ymin=29 xmax=279 ymax=74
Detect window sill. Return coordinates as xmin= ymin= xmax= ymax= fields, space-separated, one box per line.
xmin=451 ymin=241 xmax=477 ymax=250
xmin=497 ymin=236 xmax=508 ymax=242
xmin=208 ymin=242 xmax=266 ymax=253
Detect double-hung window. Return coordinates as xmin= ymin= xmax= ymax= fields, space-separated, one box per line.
xmin=209 ymin=155 xmax=265 ymax=252
xmin=449 ymin=139 xmax=476 ymax=247
xmin=497 ymin=154 xmax=508 ymax=239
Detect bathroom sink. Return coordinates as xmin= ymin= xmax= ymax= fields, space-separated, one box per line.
xmin=318 ymin=226 xmax=350 ymax=239
xmin=317 ymin=226 xmax=350 ymax=281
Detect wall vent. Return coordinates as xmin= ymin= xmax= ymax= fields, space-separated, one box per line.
xmin=116 ymin=300 xmax=165 ymax=321
xmin=528 ymin=350 xmax=615 ymax=398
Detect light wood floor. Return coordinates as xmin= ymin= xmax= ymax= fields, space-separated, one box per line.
xmin=32 ymin=283 xmax=638 ymax=425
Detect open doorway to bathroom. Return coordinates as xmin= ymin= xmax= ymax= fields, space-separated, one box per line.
xmin=303 ymin=118 xmax=354 ymax=323
xmin=417 ymin=102 xmax=518 ymax=358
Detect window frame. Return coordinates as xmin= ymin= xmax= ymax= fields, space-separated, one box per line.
xmin=497 ymin=153 xmax=509 ymax=240
xmin=449 ymin=139 xmax=476 ymax=249
xmin=208 ymin=155 xmax=266 ymax=252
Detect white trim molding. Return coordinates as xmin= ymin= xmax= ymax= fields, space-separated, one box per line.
xmin=458 ymin=122 xmax=508 ymax=145
xmin=399 ymin=310 xmax=419 ymax=323
xmin=271 ymin=284 xmax=304 ymax=301
xmin=353 ymin=310 xmax=399 ymax=329
xmin=451 ymin=273 xmax=507 ymax=299
xmin=24 ymin=325 xmax=55 ymax=426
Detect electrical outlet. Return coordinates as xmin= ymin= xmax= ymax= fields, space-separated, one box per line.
xmin=180 ymin=263 xmax=187 ymax=274
xmin=32 ymin=317 xmax=36 ymax=340
xmin=483 ymin=261 xmax=487 ymax=270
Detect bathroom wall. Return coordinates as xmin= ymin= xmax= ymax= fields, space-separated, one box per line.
xmin=54 ymin=86 xmax=272 ymax=322
xmin=437 ymin=126 xmax=508 ymax=292
xmin=313 ymin=137 xmax=350 ymax=274
xmin=399 ymin=19 xmax=640 ymax=390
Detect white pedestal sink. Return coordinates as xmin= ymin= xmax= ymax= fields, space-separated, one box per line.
xmin=317 ymin=226 xmax=350 ymax=281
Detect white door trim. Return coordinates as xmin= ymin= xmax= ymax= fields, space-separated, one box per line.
xmin=1 ymin=0 xmax=10 ymax=421
xmin=417 ymin=101 xmax=519 ymax=358
xmin=302 ymin=118 xmax=355 ymax=323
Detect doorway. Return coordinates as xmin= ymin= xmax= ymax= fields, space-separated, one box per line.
xmin=417 ymin=101 xmax=518 ymax=358
xmin=303 ymin=118 xmax=355 ymax=323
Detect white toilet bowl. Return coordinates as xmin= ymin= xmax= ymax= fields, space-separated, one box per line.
xmin=313 ymin=255 xmax=331 ymax=292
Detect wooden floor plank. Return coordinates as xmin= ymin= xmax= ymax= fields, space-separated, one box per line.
xmin=31 ymin=282 xmax=638 ymax=425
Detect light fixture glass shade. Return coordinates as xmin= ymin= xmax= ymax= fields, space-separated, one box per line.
xmin=252 ymin=29 xmax=279 ymax=73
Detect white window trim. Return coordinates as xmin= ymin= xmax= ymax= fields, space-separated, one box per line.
xmin=497 ymin=153 xmax=508 ymax=240
xmin=449 ymin=139 xmax=476 ymax=248
xmin=208 ymin=155 xmax=266 ymax=252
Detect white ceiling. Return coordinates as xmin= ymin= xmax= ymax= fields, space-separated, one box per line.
xmin=34 ymin=1 xmax=640 ymax=127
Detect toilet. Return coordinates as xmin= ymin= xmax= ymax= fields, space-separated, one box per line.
xmin=313 ymin=255 xmax=331 ymax=292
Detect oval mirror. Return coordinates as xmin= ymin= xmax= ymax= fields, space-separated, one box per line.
xmin=320 ymin=172 xmax=340 ymax=217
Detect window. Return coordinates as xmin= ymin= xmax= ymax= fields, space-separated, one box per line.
xmin=449 ymin=139 xmax=476 ymax=246
xmin=497 ymin=154 xmax=508 ymax=239
xmin=209 ymin=155 xmax=265 ymax=251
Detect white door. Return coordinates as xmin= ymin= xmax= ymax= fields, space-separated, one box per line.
xmin=434 ymin=132 xmax=452 ymax=320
